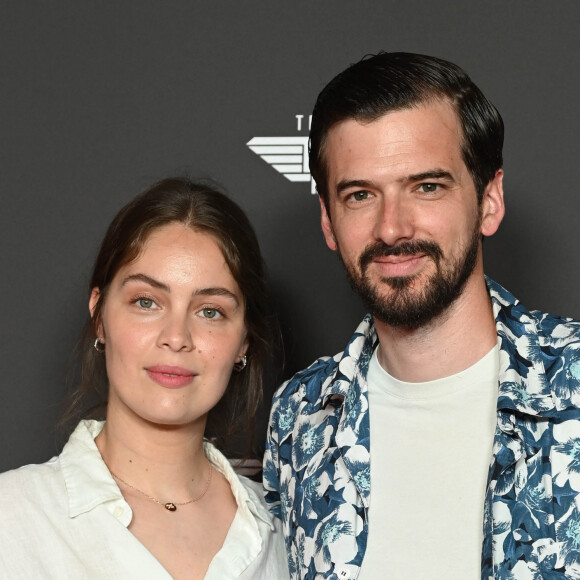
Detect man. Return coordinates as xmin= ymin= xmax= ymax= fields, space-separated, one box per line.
xmin=263 ymin=52 xmax=580 ymax=579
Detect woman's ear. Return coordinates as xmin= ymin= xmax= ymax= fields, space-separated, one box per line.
xmin=239 ymin=336 xmax=249 ymax=360
xmin=89 ymin=287 xmax=100 ymax=317
xmin=89 ymin=287 xmax=103 ymax=338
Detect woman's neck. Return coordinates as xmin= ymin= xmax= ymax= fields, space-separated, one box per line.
xmin=95 ymin=409 xmax=209 ymax=500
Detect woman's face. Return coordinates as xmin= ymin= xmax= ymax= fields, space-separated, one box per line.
xmin=90 ymin=222 xmax=248 ymax=430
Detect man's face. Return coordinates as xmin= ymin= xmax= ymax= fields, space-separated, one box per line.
xmin=320 ymin=100 xmax=502 ymax=329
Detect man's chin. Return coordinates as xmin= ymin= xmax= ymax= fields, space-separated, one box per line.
xmin=360 ymin=275 xmax=445 ymax=328
xmin=367 ymin=269 xmax=428 ymax=295
xmin=380 ymin=274 xmax=419 ymax=291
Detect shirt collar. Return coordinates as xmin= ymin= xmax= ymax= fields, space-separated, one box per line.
xmin=487 ymin=277 xmax=555 ymax=417
xmin=203 ymin=441 xmax=275 ymax=531
xmin=321 ymin=314 xmax=378 ymax=409
xmin=59 ymin=420 xmax=132 ymax=525
xmin=61 ymin=421 xmax=275 ymax=532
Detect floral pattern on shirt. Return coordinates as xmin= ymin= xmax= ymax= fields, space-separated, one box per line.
xmin=263 ymin=278 xmax=580 ymax=579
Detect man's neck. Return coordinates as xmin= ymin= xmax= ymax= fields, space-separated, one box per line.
xmin=374 ymin=273 xmax=497 ymax=383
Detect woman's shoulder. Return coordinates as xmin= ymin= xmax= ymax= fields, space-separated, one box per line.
xmin=0 ymin=454 xmax=61 ymax=486
xmin=0 ymin=455 xmax=65 ymax=506
xmin=0 ymin=455 xmax=69 ymax=546
xmin=0 ymin=421 xmax=105 ymax=508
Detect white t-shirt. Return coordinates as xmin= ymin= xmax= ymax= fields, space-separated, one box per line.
xmin=359 ymin=345 xmax=499 ymax=580
xmin=0 ymin=420 xmax=289 ymax=579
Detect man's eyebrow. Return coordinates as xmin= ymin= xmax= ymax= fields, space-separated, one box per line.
xmin=194 ymin=287 xmax=240 ymax=306
xmin=406 ymin=170 xmax=455 ymax=183
xmin=336 ymin=179 xmax=377 ymax=195
xmin=121 ymin=273 xmax=169 ymax=291
xmin=335 ymin=171 xmax=455 ymax=195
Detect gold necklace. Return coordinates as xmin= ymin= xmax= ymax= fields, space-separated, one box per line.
xmin=110 ymin=459 xmax=213 ymax=512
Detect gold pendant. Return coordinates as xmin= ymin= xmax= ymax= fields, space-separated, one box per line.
xmin=164 ymin=502 xmax=177 ymax=511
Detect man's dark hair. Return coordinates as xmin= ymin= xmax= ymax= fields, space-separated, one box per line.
xmin=309 ymin=52 xmax=504 ymax=208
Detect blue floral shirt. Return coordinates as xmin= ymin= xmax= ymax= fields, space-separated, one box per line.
xmin=263 ymin=278 xmax=580 ymax=579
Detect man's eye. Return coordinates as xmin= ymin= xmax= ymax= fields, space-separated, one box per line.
xmin=351 ymin=191 xmax=370 ymax=201
xmin=419 ymin=183 xmax=439 ymax=193
xmin=137 ymin=298 xmax=155 ymax=309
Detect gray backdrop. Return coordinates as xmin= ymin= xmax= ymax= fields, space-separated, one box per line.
xmin=2 ymin=1 xmax=579 ymax=471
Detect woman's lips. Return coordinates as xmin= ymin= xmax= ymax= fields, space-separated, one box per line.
xmin=145 ymin=365 xmax=196 ymax=388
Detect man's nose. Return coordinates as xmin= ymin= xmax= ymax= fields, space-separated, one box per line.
xmin=372 ymin=196 xmax=415 ymax=246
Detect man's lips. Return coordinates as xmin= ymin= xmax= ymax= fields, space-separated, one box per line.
xmin=373 ymin=253 xmax=426 ymax=264
xmin=145 ymin=365 xmax=196 ymax=388
xmin=360 ymin=240 xmax=442 ymax=271
xmin=371 ymin=253 xmax=427 ymax=277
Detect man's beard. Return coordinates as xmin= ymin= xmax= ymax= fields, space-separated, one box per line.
xmin=339 ymin=224 xmax=481 ymax=330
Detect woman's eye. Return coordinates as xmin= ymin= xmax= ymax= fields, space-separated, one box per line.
xmin=201 ymin=308 xmax=221 ymax=319
xmin=419 ymin=183 xmax=439 ymax=193
xmin=137 ymin=298 xmax=156 ymax=309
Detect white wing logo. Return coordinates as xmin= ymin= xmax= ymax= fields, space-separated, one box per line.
xmin=247 ymin=136 xmax=315 ymax=193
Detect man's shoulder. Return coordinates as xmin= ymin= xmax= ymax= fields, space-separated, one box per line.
xmin=274 ymin=353 xmax=341 ymax=401
xmin=273 ymin=314 xmax=377 ymax=405
xmin=489 ymin=277 xmax=580 ymax=347
xmin=514 ymin=300 xmax=580 ymax=353
xmin=531 ymin=309 xmax=580 ymax=339
xmin=529 ymin=310 xmax=580 ymax=385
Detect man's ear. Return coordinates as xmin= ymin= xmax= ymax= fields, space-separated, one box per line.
xmin=319 ymin=196 xmax=338 ymax=251
xmin=89 ymin=287 xmax=103 ymax=338
xmin=480 ymin=169 xmax=505 ymax=237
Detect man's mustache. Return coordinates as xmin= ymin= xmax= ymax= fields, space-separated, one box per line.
xmin=359 ymin=240 xmax=443 ymax=271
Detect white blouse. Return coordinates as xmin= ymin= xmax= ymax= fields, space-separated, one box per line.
xmin=0 ymin=420 xmax=289 ymax=579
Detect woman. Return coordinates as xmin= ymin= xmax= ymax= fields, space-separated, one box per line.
xmin=0 ymin=178 xmax=289 ymax=579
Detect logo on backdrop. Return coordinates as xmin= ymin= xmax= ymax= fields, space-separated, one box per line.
xmin=247 ymin=115 xmax=316 ymax=194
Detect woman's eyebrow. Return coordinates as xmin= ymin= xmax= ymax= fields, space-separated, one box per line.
xmin=121 ymin=275 xmax=240 ymax=306
xmin=121 ymin=273 xmax=169 ymax=292
xmin=194 ymin=287 xmax=240 ymax=306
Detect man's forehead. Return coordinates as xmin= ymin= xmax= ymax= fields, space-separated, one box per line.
xmin=328 ymin=99 xmax=461 ymax=142
xmin=324 ymin=101 xmax=465 ymax=184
